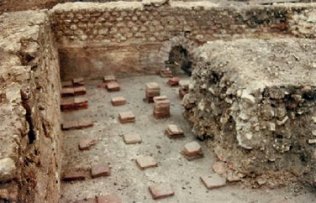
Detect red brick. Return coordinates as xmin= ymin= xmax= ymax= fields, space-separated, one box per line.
xmin=74 ymin=86 xmax=87 ymax=95
xmin=62 ymin=118 xmax=93 ymax=131
xmin=153 ymin=96 xmax=170 ymax=119
xmin=148 ymin=184 xmax=174 ymax=200
xmin=165 ymin=124 xmax=184 ymax=138
xmin=61 ymin=87 xmax=75 ymax=97
xmin=96 ymin=194 xmax=121 ymax=203
xmin=74 ymin=96 xmax=89 ymax=109
xmin=136 ymin=156 xmax=158 ymax=170
xmin=118 ymin=111 xmax=135 ymax=124
xmin=73 ymin=77 xmax=85 ymax=86
xmin=91 ymin=164 xmax=111 ymax=178
xmin=160 ymin=68 xmax=173 ymax=78
xmin=182 ymin=141 xmax=204 ymax=160
xmin=167 ymin=77 xmax=180 ymax=87
xmin=200 ymin=174 xmax=227 ymax=189
xmin=60 ymin=97 xmax=75 ymax=111
xmin=79 ymin=139 xmax=97 ymax=151
xmin=107 ymin=82 xmax=120 ymax=92
xmin=111 ymin=97 xmax=126 ymax=106
xmin=62 ymin=169 xmax=88 ymax=181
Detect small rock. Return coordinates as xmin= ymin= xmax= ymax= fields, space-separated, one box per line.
xmin=0 ymin=158 xmax=16 ymax=182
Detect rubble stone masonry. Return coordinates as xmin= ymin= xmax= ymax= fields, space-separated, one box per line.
xmin=183 ymin=38 xmax=316 ymax=187
xmin=0 ymin=11 xmax=61 ymax=202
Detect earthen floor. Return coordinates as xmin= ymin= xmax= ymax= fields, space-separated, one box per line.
xmin=60 ymin=75 xmax=315 ymax=203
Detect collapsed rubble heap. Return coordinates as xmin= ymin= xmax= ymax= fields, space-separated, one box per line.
xmin=183 ymin=38 xmax=316 ymax=187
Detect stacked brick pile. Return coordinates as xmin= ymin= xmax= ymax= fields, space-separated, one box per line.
xmin=145 ymin=82 xmax=160 ymax=103
xmin=60 ymin=77 xmax=88 ymax=111
xmin=153 ymin=96 xmax=170 ymax=119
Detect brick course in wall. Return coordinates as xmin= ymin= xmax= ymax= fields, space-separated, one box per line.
xmin=50 ymin=1 xmax=316 ymax=79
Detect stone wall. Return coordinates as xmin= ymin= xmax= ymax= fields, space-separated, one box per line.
xmin=183 ymin=38 xmax=316 ymax=187
xmin=50 ymin=1 xmax=316 ymax=80
xmin=0 ymin=11 xmax=61 ymax=202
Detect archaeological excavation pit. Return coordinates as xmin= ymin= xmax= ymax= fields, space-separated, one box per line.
xmin=1 ymin=0 xmax=316 ymax=202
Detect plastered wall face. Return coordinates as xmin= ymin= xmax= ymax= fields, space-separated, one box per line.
xmin=50 ymin=1 xmax=316 ymax=79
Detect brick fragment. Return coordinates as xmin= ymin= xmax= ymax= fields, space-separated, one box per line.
xmin=111 ymin=97 xmax=126 ymax=106
xmin=79 ymin=139 xmax=97 ymax=151
xmin=182 ymin=141 xmax=204 ymax=160
xmin=167 ymin=77 xmax=180 ymax=87
xmin=148 ymin=184 xmax=174 ymax=200
xmin=136 ymin=156 xmax=158 ymax=170
xmin=62 ymin=169 xmax=88 ymax=181
xmin=91 ymin=164 xmax=111 ymax=178
xmin=123 ymin=133 xmax=142 ymax=144
xmin=160 ymin=68 xmax=173 ymax=78
xmin=165 ymin=124 xmax=184 ymax=138
xmin=96 ymin=194 xmax=122 ymax=203
xmin=212 ymin=161 xmax=226 ymax=175
xmin=200 ymin=174 xmax=227 ymax=189
xmin=107 ymin=81 xmax=120 ymax=92
xmin=118 ymin=111 xmax=135 ymax=124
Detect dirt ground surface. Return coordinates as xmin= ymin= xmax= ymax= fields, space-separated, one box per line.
xmin=60 ymin=75 xmax=316 ymax=203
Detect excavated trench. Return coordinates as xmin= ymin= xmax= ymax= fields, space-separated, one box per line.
xmin=1 ymin=1 xmax=316 ymax=202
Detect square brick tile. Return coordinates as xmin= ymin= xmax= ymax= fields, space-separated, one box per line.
xmin=97 ymin=194 xmax=121 ymax=203
xmin=123 ymin=133 xmax=142 ymax=144
xmin=91 ymin=164 xmax=111 ymax=178
xmin=160 ymin=68 xmax=173 ymax=78
xmin=148 ymin=184 xmax=174 ymax=200
xmin=136 ymin=156 xmax=158 ymax=170
xmin=74 ymin=96 xmax=89 ymax=109
xmin=118 ymin=111 xmax=135 ymax=124
xmin=165 ymin=124 xmax=184 ymax=138
xmin=111 ymin=97 xmax=126 ymax=106
xmin=200 ymin=174 xmax=227 ymax=189
xmin=79 ymin=139 xmax=97 ymax=151
xmin=182 ymin=141 xmax=204 ymax=160
xmin=107 ymin=81 xmax=120 ymax=92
